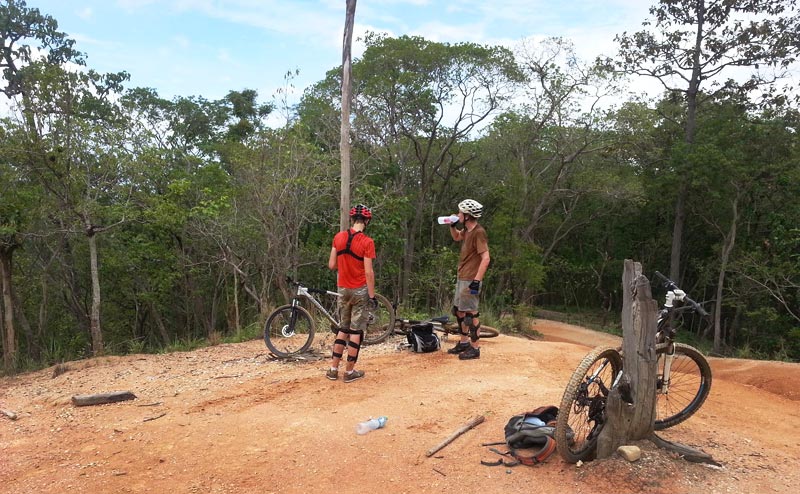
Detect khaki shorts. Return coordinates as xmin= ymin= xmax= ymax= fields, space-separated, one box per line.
xmin=337 ymin=285 xmax=370 ymax=331
xmin=453 ymin=279 xmax=480 ymax=313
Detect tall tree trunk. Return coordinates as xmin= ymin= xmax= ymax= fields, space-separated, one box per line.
xmin=713 ymin=188 xmax=741 ymax=354
xmin=670 ymin=0 xmax=705 ymax=283
xmin=147 ymin=301 xmax=171 ymax=346
xmin=1 ymin=247 xmax=17 ymax=370
xmin=339 ymin=0 xmax=357 ymax=230
xmin=87 ymin=229 xmax=104 ymax=355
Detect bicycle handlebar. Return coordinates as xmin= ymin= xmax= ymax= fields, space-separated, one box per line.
xmin=653 ymin=271 xmax=709 ymax=317
xmin=286 ymin=277 xmax=334 ymax=296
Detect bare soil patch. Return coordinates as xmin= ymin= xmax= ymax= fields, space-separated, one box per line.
xmin=2 ymin=319 xmax=799 ymax=494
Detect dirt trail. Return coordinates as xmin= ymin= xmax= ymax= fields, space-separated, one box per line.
xmin=1 ymin=319 xmax=799 ymax=494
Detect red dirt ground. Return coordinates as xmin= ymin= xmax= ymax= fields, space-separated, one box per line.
xmin=1 ymin=319 xmax=799 ymax=494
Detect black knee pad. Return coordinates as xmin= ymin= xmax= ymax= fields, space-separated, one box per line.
xmin=452 ymin=305 xmax=459 ymax=318
xmin=466 ymin=314 xmax=480 ymax=342
xmin=346 ymin=331 xmax=363 ymax=362
xmin=456 ymin=316 xmax=467 ymax=335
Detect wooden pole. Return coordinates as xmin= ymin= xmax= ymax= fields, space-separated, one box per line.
xmin=426 ymin=415 xmax=485 ymax=457
xmin=339 ymin=0 xmax=357 ymax=230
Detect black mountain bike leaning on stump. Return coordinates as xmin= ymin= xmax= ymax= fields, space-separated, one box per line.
xmin=555 ymin=271 xmax=713 ymax=463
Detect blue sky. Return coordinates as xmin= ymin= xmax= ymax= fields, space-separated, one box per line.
xmin=28 ymin=0 xmax=653 ymax=106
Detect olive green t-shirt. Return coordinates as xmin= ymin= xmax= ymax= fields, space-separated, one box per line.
xmin=457 ymin=224 xmax=489 ymax=280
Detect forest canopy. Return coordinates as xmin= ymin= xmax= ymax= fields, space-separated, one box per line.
xmin=1 ymin=0 xmax=799 ymax=372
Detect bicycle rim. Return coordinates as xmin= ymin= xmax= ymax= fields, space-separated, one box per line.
xmin=556 ymin=346 xmax=623 ymax=463
xmin=654 ymin=343 xmax=712 ymax=430
xmin=264 ymin=306 xmax=315 ymax=357
xmin=363 ymin=294 xmax=396 ymax=345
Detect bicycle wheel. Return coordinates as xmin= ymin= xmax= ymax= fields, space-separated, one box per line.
xmin=478 ymin=325 xmax=499 ymax=338
xmin=654 ymin=343 xmax=712 ymax=430
xmin=363 ymin=293 xmax=396 ymax=345
xmin=264 ymin=305 xmax=315 ymax=357
xmin=556 ymin=346 xmax=623 ymax=464
xmin=432 ymin=322 xmax=499 ymax=338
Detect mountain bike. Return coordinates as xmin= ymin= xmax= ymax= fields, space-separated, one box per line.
xmin=555 ymin=271 xmax=713 ymax=463
xmin=393 ymin=315 xmax=500 ymax=339
xmin=263 ymin=280 xmax=395 ymax=358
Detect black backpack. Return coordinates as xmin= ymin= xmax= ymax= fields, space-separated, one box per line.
xmin=503 ymin=405 xmax=560 ymax=465
xmin=406 ymin=323 xmax=440 ymax=353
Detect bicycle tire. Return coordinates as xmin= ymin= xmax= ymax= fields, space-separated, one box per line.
xmin=478 ymin=325 xmax=499 ymax=338
xmin=432 ymin=323 xmax=500 ymax=338
xmin=264 ymin=305 xmax=315 ymax=357
xmin=653 ymin=343 xmax=712 ymax=430
xmin=555 ymin=346 xmax=623 ymax=464
xmin=362 ymin=293 xmax=396 ymax=345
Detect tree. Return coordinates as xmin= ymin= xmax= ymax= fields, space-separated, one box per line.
xmin=612 ymin=0 xmax=800 ymax=282
xmin=0 ymin=0 xmax=90 ymax=364
xmin=476 ymin=38 xmax=632 ymax=304
xmin=351 ymin=33 xmax=523 ymax=302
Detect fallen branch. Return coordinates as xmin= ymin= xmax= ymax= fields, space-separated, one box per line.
xmin=1 ymin=408 xmax=18 ymax=420
xmin=426 ymin=415 xmax=485 ymax=457
xmin=650 ymin=433 xmax=721 ymax=466
xmin=143 ymin=412 xmax=167 ymax=422
xmin=71 ymin=391 xmax=137 ymax=407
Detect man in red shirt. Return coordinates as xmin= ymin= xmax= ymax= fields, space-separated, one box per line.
xmin=326 ymin=204 xmax=377 ymax=383
xmin=446 ymin=199 xmax=490 ymax=360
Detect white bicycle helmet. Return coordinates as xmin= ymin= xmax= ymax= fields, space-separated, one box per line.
xmin=458 ymin=199 xmax=483 ymax=218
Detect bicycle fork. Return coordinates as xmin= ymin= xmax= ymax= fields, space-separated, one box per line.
xmin=656 ymin=344 xmax=676 ymax=395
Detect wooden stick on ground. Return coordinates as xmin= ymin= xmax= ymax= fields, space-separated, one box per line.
xmin=426 ymin=415 xmax=485 ymax=457
xmin=71 ymin=391 xmax=137 ymax=407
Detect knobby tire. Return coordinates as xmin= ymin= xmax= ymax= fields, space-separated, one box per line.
xmin=556 ymin=346 xmax=623 ymax=464
xmin=264 ymin=305 xmax=315 ymax=357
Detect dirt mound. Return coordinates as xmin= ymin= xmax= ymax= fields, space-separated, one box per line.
xmin=1 ymin=319 xmax=799 ymax=494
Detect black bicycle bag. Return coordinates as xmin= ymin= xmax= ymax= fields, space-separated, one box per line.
xmin=407 ymin=323 xmax=440 ymax=353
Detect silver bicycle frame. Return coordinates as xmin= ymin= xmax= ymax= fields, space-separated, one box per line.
xmin=294 ymin=284 xmax=341 ymax=326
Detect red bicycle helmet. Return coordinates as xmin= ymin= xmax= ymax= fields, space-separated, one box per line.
xmin=349 ymin=204 xmax=372 ymax=220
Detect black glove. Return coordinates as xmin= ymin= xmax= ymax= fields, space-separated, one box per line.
xmin=367 ymin=297 xmax=378 ymax=310
xmin=468 ymin=280 xmax=481 ymax=294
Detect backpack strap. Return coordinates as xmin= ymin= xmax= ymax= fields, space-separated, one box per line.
xmin=336 ymin=230 xmax=364 ymax=261
xmin=508 ymin=436 xmax=557 ymax=465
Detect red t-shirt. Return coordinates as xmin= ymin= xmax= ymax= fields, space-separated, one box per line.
xmin=332 ymin=229 xmax=376 ymax=288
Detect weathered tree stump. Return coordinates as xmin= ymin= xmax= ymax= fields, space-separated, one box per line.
xmin=71 ymin=391 xmax=137 ymax=407
xmin=597 ymin=259 xmax=717 ymax=465
xmin=598 ymin=260 xmax=658 ymax=457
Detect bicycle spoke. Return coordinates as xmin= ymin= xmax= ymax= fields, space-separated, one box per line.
xmin=264 ymin=306 xmax=315 ymax=357
xmin=654 ymin=343 xmax=711 ymax=430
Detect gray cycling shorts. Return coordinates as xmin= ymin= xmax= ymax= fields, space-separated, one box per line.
xmin=338 ymin=285 xmax=370 ymax=331
xmin=453 ymin=279 xmax=480 ymax=313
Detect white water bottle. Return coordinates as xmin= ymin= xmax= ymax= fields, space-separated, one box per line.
xmin=356 ymin=416 xmax=388 ymax=435
xmin=437 ymin=215 xmax=459 ymax=225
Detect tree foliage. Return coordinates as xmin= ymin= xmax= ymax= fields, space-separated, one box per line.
xmin=1 ymin=2 xmax=799 ymax=372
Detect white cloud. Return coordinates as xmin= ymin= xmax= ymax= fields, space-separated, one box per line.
xmin=77 ymin=7 xmax=93 ymax=20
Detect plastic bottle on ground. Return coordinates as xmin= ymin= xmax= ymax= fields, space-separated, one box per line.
xmin=437 ymin=215 xmax=459 ymax=225
xmin=356 ymin=416 xmax=388 ymax=435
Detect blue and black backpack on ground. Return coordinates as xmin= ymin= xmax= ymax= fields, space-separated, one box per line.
xmin=483 ymin=406 xmax=561 ymax=466
xmin=406 ymin=323 xmax=440 ymax=353
xmin=504 ymin=405 xmax=559 ymax=464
